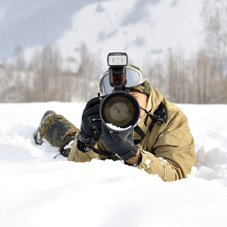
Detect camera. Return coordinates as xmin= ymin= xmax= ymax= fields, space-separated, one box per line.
xmin=99 ymin=52 xmax=140 ymax=132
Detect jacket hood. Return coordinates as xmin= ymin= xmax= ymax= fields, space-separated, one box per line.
xmin=144 ymin=82 xmax=164 ymax=114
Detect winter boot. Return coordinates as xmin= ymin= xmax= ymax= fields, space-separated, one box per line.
xmin=33 ymin=110 xmax=56 ymax=145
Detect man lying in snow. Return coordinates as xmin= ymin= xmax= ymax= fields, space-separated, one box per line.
xmin=33 ymin=55 xmax=196 ymax=181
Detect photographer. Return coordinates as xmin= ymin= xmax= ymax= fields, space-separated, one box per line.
xmin=34 ymin=54 xmax=196 ymax=181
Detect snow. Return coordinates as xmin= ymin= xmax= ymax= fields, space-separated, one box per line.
xmin=106 ymin=123 xmax=132 ymax=131
xmin=0 ymin=102 xmax=227 ymax=227
xmin=56 ymin=0 xmax=204 ymax=68
xmin=1 ymin=0 xmax=204 ymax=66
xmin=1 ymin=0 xmax=205 ymax=70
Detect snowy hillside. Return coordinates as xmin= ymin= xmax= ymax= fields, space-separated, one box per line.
xmin=57 ymin=0 xmax=204 ymax=66
xmin=0 ymin=102 xmax=227 ymax=227
xmin=0 ymin=0 xmax=204 ymax=65
xmin=0 ymin=0 xmax=110 ymax=60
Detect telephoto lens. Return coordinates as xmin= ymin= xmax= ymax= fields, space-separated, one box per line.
xmin=100 ymin=91 xmax=140 ymax=132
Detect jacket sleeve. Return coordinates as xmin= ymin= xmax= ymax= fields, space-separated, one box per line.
xmin=67 ymin=133 xmax=115 ymax=162
xmin=67 ymin=132 xmax=104 ymax=162
xmin=138 ymin=105 xmax=196 ymax=181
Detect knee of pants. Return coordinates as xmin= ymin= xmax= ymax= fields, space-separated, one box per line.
xmin=39 ymin=113 xmax=79 ymax=147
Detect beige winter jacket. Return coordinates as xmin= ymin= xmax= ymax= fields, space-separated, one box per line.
xmin=68 ymin=84 xmax=196 ymax=181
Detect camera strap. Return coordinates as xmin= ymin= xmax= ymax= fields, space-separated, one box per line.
xmin=134 ymin=102 xmax=167 ymax=145
xmin=149 ymin=102 xmax=167 ymax=129
xmin=134 ymin=126 xmax=145 ymax=145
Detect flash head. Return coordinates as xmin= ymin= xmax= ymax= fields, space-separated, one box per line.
xmin=107 ymin=52 xmax=128 ymax=67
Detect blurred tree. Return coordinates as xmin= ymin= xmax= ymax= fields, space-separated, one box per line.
xmin=29 ymin=45 xmax=71 ymax=102
xmin=74 ymin=43 xmax=101 ymax=102
xmin=12 ymin=45 xmax=26 ymax=70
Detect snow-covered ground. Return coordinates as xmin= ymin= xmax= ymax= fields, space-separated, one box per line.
xmin=0 ymin=102 xmax=227 ymax=227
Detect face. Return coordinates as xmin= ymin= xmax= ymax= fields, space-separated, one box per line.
xmin=129 ymin=91 xmax=148 ymax=118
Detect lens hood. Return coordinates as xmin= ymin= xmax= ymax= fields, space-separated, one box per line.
xmin=100 ymin=91 xmax=140 ymax=132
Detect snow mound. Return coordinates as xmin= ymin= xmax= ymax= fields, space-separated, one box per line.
xmin=0 ymin=102 xmax=227 ymax=227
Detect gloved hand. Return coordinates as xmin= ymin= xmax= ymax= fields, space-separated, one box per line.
xmin=77 ymin=97 xmax=101 ymax=149
xmin=102 ymin=124 xmax=138 ymax=160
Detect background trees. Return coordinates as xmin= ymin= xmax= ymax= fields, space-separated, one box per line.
xmin=0 ymin=44 xmax=101 ymax=103
xmin=142 ymin=0 xmax=227 ymax=104
xmin=0 ymin=42 xmax=226 ymax=104
xmin=0 ymin=0 xmax=226 ymax=104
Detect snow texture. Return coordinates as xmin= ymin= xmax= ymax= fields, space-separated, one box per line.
xmin=56 ymin=0 xmax=204 ymax=68
xmin=0 ymin=0 xmax=204 ymax=66
xmin=0 ymin=102 xmax=227 ymax=227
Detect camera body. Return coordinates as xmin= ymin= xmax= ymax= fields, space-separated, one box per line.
xmin=99 ymin=52 xmax=140 ymax=132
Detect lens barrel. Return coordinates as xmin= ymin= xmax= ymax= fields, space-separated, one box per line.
xmin=100 ymin=91 xmax=140 ymax=132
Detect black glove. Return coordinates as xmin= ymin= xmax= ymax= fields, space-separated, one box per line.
xmin=77 ymin=97 xmax=101 ymax=151
xmin=102 ymin=124 xmax=138 ymax=160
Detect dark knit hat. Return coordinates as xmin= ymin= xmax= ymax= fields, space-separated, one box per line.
xmin=128 ymin=81 xmax=151 ymax=96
